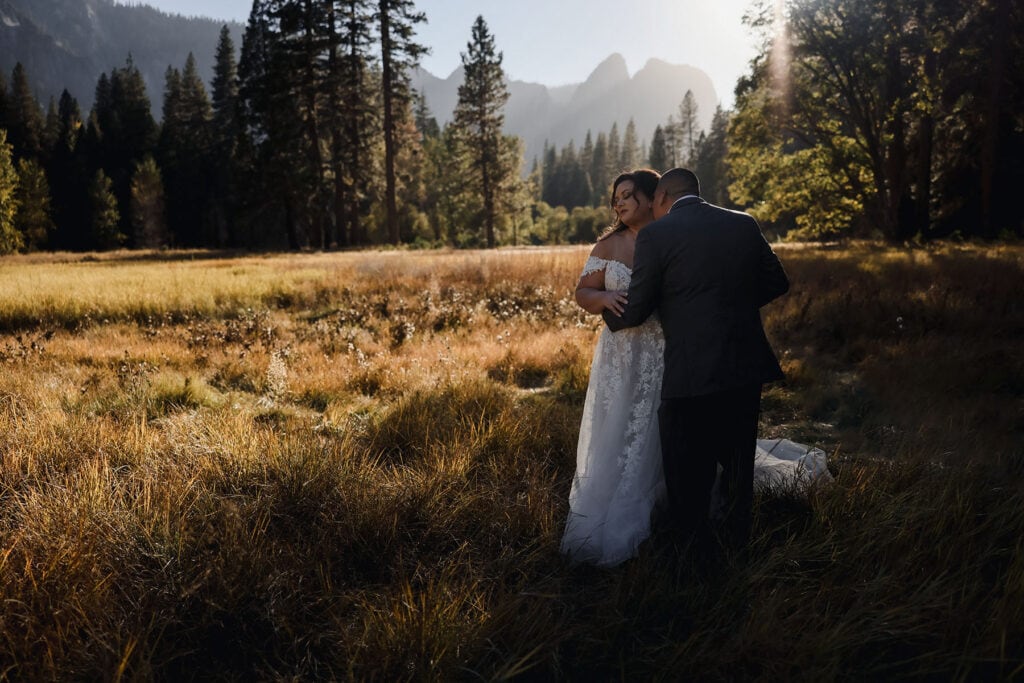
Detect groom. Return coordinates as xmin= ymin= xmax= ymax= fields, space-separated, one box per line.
xmin=604 ymin=168 xmax=789 ymax=552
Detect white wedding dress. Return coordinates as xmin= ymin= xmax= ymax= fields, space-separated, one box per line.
xmin=561 ymin=257 xmax=832 ymax=567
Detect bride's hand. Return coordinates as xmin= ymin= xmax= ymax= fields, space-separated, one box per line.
xmin=603 ymin=290 xmax=628 ymax=316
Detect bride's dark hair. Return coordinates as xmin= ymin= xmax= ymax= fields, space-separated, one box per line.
xmin=598 ymin=168 xmax=661 ymax=241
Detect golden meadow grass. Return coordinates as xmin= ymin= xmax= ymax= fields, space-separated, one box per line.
xmin=0 ymin=243 xmax=1022 ymax=679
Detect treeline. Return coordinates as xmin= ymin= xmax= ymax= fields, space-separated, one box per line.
xmin=538 ymin=90 xmax=731 ymax=212
xmin=0 ymin=4 xmax=554 ymax=254
xmin=727 ymin=0 xmax=1023 ymax=240
xmin=1 ymin=0 xmax=1021 ymax=253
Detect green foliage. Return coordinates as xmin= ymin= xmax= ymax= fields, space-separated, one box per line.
xmin=89 ymin=169 xmax=123 ymax=250
xmin=0 ymin=129 xmax=22 ymax=254
xmin=378 ymin=0 xmax=428 ymax=245
xmin=130 ymin=155 xmax=167 ymax=248
xmin=452 ymin=15 xmax=517 ymax=248
xmin=6 ymin=63 xmax=44 ymax=161
xmin=728 ymin=0 xmax=1024 ymax=240
xmin=647 ymin=124 xmax=668 ymax=173
xmin=692 ymin=106 xmax=732 ymax=207
xmin=13 ymin=157 xmax=54 ymax=251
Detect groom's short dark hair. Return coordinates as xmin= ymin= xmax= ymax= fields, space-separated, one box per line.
xmin=658 ymin=168 xmax=700 ymax=199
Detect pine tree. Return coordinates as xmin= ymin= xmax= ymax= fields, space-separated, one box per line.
xmin=7 ymin=63 xmax=44 ymax=161
xmin=130 ymin=155 xmax=167 ymax=248
xmin=48 ymin=90 xmax=87 ymax=250
xmin=239 ymin=0 xmax=297 ymax=247
xmin=677 ymin=89 xmax=699 ymax=167
xmin=607 ymin=122 xmax=621 ymax=176
xmin=0 ymin=71 xmax=9 ymax=134
xmin=377 ymin=0 xmax=427 ymax=244
xmin=325 ymin=0 xmax=378 ymax=246
xmin=90 ymin=169 xmax=123 ymax=250
xmin=172 ymin=53 xmax=214 ymax=246
xmin=590 ymin=132 xmax=608 ymax=205
xmin=620 ymin=117 xmax=640 ymax=171
xmin=0 ymin=129 xmax=22 ymax=254
xmin=89 ymin=57 xmax=158 ymax=241
xmin=648 ymin=124 xmax=668 ymax=171
xmin=211 ymin=25 xmax=240 ymax=245
xmin=693 ymin=105 xmax=731 ymax=206
xmin=412 ymin=90 xmax=439 ymax=139
xmin=212 ymin=26 xmax=240 ymax=144
xmin=14 ymin=158 xmax=54 ymax=250
xmin=580 ymin=130 xmax=594 ymax=184
xmin=541 ymin=140 xmax=557 ymax=205
xmin=452 ymin=16 xmax=511 ymax=247
xmin=42 ymin=97 xmax=60 ymax=159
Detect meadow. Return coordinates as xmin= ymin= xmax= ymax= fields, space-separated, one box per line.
xmin=0 ymin=243 xmax=1022 ymax=680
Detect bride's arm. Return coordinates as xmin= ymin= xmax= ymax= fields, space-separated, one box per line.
xmin=575 ymin=270 xmax=627 ymax=315
xmin=575 ymin=245 xmax=627 ymax=315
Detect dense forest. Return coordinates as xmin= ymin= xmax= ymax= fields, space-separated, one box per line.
xmin=0 ymin=0 xmax=1021 ymax=253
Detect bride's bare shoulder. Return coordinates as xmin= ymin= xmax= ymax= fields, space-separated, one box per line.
xmin=591 ymin=230 xmax=627 ymax=258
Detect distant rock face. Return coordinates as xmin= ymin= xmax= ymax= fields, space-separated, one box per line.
xmin=0 ymin=0 xmax=241 ymax=111
xmin=411 ymin=52 xmax=718 ymax=167
xmin=1 ymin=0 xmax=717 ymax=169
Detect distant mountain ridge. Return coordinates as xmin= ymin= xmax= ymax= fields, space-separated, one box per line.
xmin=411 ymin=52 xmax=717 ymax=165
xmin=0 ymin=0 xmax=242 ymax=112
xmin=1 ymin=0 xmax=718 ymax=165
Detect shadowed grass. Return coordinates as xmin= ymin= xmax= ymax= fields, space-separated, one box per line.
xmin=0 ymin=243 xmax=1021 ymax=679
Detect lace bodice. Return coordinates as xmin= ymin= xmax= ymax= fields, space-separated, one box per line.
xmin=580 ymin=256 xmax=632 ymax=292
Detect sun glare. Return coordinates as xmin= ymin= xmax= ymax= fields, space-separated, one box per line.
xmin=769 ymin=0 xmax=791 ymax=99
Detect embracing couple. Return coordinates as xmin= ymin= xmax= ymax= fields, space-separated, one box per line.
xmin=561 ymin=167 xmax=794 ymax=567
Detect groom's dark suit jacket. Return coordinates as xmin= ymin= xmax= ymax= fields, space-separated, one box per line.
xmin=603 ymin=197 xmax=789 ymax=398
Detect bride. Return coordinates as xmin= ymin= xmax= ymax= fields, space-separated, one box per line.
xmin=560 ymin=169 xmax=830 ymax=567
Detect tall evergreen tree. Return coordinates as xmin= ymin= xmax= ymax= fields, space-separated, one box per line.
xmin=677 ymin=90 xmax=699 ymax=167
xmin=324 ymin=0 xmax=378 ymax=246
xmin=130 ymin=155 xmax=167 ymax=248
xmin=211 ymin=25 xmax=240 ymax=245
xmin=0 ymin=71 xmax=9 ymax=134
xmin=412 ymin=90 xmax=440 ymax=139
xmin=590 ymin=132 xmax=608 ymax=205
xmin=88 ymin=57 xmax=158 ymax=241
xmin=620 ymin=118 xmax=640 ymax=171
xmin=648 ymin=124 xmax=668 ymax=172
xmin=541 ymin=140 xmax=557 ymax=205
xmin=377 ymin=0 xmax=427 ymax=244
xmin=238 ymin=0 xmax=310 ymax=248
xmin=7 ymin=63 xmax=44 ymax=161
xmin=692 ymin=105 xmax=732 ymax=207
xmin=452 ymin=15 xmax=511 ymax=248
xmin=14 ymin=158 xmax=54 ymax=250
xmin=164 ymin=53 xmax=214 ymax=246
xmin=42 ymin=97 xmax=60 ymax=158
xmin=0 ymin=130 xmax=21 ymax=254
xmin=606 ymin=122 xmax=621 ymax=176
xmin=89 ymin=169 xmax=123 ymax=250
xmin=48 ymin=90 xmax=87 ymax=250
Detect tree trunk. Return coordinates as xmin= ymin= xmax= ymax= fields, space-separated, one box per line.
xmin=980 ymin=0 xmax=1010 ymax=239
xmin=482 ymin=163 xmax=494 ymax=248
xmin=380 ymin=1 xmax=400 ymax=245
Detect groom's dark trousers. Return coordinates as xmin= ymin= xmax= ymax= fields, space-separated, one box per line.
xmin=658 ymin=383 xmax=762 ymax=549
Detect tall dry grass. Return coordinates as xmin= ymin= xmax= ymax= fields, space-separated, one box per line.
xmin=0 ymin=243 xmax=1021 ymax=680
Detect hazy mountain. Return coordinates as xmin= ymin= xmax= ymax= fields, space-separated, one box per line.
xmin=1 ymin=0 xmax=717 ymax=166
xmin=0 ymin=0 xmax=242 ymax=112
xmin=412 ymin=52 xmax=718 ymax=166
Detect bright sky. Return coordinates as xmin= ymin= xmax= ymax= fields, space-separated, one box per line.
xmin=134 ymin=0 xmax=762 ymax=108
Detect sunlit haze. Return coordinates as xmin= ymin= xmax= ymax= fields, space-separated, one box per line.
xmin=126 ymin=0 xmax=761 ymax=108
